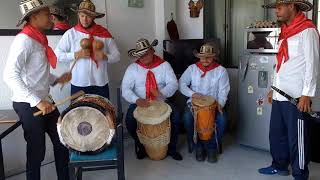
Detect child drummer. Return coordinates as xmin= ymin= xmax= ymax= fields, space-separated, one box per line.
xmin=121 ymin=38 xmax=183 ymax=161
xmin=179 ymin=43 xmax=230 ymax=163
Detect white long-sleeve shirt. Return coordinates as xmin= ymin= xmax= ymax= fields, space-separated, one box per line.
xmin=121 ymin=61 xmax=178 ymax=104
xmin=55 ymin=28 xmax=120 ymax=87
xmin=179 ymin=64 xmax=230 ymax=107
xmin=273 ymin=28 xmax=319 ymax=101
xmin=3 ymin=34 xmax=57 ymax=107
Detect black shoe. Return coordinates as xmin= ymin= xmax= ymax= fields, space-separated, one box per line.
xmin=168 ymin=152 xmax=183 ymax=161
xmin=135 ymin=144 xmax=147 ymax=160
xmin=207 ymin=151 xmax=218 ymax=163
xmin=196 ymin=148 xmax=205 ymax=162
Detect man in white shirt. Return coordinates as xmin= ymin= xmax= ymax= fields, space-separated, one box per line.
xmin=259 ymin=1 xmax=319 ymax=180
xmin=179 ymin=43 xmax=230 ymax=163
xmin=122 ymin=39 xmax=183 ymax=161
xmin=55 ymin=0 xmax=120 ymax=98
xmin=3 ymin=1 xmax=72 ymax=180
xmin=50 ymin=6 xmax=71 ymax=30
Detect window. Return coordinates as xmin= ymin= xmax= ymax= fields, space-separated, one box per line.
xmin=0 ymin=0 xmax=81 ymax=35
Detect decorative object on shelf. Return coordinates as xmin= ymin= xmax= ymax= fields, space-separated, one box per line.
xmin=188 ymin=0 xmax=204 ymax=18
xmin=128 ymin=0 xmax=144 ymax=8
xmin=249 ymin=20 xmax=279 ymax=28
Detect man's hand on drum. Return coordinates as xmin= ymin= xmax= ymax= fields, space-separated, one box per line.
xmin=36 ymin=100 xmax=56 ymax=115
xmin=56 ymin=72 xmax=72 ymax=85
xmin=136 ymin=98 xmax=150 ymax=107
xmin=267 ymin=90 xmax=273 ymax=104
xmin=75 ymin=49 xmax=91 ymax=60
xmin=192 ymin=93 xmax=203 ymax=99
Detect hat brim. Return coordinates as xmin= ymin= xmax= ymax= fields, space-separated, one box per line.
xmin=128 ymin=39 xmax=159 ymax=58
xmin=17 ymin=4 xmax=49 ymax=27
xmin=74 ymin=9 xmax=105 ymax=19
xmin=193 ymin=50 xmax=216 ymax=58
xmin=263 ymin=1 xmax=313 ymax=11
xmin=51 ymin=12 xmax=67 ymax=18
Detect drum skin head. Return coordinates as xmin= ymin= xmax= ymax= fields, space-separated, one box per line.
xmin=58 ymin=101 xmax=115 ymax=153
xmin=134 ymin=101 xmax=172 ymax=125
xmin=192 ymin=96 xmax=216 ymax=107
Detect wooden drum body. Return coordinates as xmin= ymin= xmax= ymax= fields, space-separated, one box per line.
xmin=134 ymin=101 xmax=172 ymax=160
xmin=57 ymin=94 xmax=116 ymax=154
xmin=192 ymin=96 xmax=217 ymax=141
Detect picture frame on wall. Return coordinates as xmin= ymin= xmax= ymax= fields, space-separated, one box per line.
xmin=128 ymin=0 xmax=144 ymax=8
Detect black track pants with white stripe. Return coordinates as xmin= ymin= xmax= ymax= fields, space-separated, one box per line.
xmin=269 ymin=100 xmax=310 ymax=180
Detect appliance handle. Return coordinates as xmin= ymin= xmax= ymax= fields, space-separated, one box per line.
xmin=241 ymin=58 xmax=249 ymax=82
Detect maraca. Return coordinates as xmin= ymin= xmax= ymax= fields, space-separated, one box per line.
xmin=93 ymin=40 xmax=104 ymax=51
xmin=80 ymin=38 xmax=92 ymax=49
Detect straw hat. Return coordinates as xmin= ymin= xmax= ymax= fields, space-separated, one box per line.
xmin=263 ymin=0 xmax=313 ymax=12
xmin=128 ymin=39 xmax=158 ymax=58
xmin=17 ymin=0 xmax=50 ymax=27
xmin=74 ymin=0 xmax=105 ymax=18
xmin=50 ymin=5 xmax=67 ymax=18
xmin=193 ymin=43 xmax=220 ymax=58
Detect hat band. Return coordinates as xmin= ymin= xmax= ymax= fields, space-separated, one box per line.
xmin=198 ymin=53 xmax=215 ymax=55
xmin=134 ymin=46 xmax=153 ymax=54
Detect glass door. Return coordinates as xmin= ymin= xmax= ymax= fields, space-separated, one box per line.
xmin=204 ymin=0 xmax=229 ymax=67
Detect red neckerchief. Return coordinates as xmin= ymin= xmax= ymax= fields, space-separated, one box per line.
xmin=196 ymin=62 xmax=220 ymax=78
xmin=54 ymin=22 xmax=72 ymax=30
xmin=135 ymin=55 xmax=165 ymax=100
xmin=276 ymin=11 xmax=318 ymax=72
xmin=74 ymin=22 xmax=113 ymax=67
xmin=19 ymin=23 xmax=57 ymax=68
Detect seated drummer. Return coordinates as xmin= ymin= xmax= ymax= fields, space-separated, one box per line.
xmin=121 ymin=38 xmax=183 ymax=161
xmin=179 ymin=43 xmax=230 ymax=163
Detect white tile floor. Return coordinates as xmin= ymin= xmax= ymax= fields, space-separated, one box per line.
xmin=6 ymin=136 xmax=320 ymax=180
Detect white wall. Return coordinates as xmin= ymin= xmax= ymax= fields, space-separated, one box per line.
xmin=0 ymin=0 xmax=20 ymax=29
xmin=0 ymin=0 xmax=58 ymax=29
xmin=104 ymin=0 xmax=157 ymax=107
xmin=176 ymin=0 xmax=203 ymax=39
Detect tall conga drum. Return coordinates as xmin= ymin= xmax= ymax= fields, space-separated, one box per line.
xmin=134 ymin=101 xmax=172 ymax=160
xmin=192 ymin=96 xmax=217 ymax=141
xmin=57 ymin=94 xmax=116 ymax=154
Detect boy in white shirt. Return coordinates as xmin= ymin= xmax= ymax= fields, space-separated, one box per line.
xmin=179 ymin=43 xmax=230 ymax=163
xmin=122 ymin=39 xmax=183 ymax=161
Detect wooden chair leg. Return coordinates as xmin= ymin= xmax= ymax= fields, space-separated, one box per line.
xmin=117 ymin=152 xmax=125 ymax=180
xmin=77 ymin=167 xmax=82 ymax=180
xmin=69 ymin=164 xmax=76 ymax=180
xmin=117 ymin=123 xmax=125 ymax=180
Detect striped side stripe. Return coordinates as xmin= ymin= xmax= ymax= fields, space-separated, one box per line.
xmin=298 ymin=119 xmax=305 ymax=170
